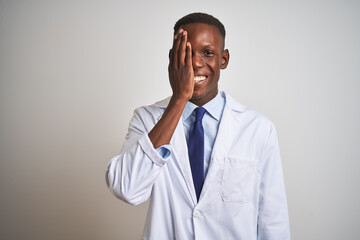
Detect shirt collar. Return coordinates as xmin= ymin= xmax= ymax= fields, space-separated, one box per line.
xmin=154 ymin=91 xmax=247 ymax=113
xmin=182 ymin=92 xmax=225 ymax=121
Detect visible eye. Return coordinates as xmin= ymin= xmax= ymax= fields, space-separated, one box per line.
xmin=204 ymin=50 xmax=215 ymax=56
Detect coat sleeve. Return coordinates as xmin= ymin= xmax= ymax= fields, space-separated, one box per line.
xmin=257 ymin=122 xmax=291 ymax=240
xmin=105 ymin=107 xmax=169 ymax=206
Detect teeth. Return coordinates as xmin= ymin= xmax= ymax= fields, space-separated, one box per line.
xmin=194 ymin=76 xmax=206 ymax=82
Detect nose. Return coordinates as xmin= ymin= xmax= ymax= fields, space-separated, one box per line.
xmin=192 ymin=53 xmax=204 ymax=69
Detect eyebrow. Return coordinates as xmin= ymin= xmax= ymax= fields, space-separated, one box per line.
xmin=201 ymin=44 xmax=223 ymax=51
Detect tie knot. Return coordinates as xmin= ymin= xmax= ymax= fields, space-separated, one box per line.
xmin=194 ymin=107 xmax=206 ymax=122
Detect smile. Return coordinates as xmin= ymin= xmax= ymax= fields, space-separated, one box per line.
xmin=194 ymin=75 xmax=207 ymax=83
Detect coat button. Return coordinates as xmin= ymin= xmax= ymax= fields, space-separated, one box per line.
xmin=193 ymin=210 xmax=200 ymax=218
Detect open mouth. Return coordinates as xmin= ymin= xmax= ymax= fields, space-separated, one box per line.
xmin=194 ymin=75 xmax=207 ymax=83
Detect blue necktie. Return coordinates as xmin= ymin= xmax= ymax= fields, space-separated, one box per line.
xmin=188 ymin=107 xmax=206 ymax=201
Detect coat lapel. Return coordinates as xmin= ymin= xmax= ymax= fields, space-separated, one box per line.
xmin=199 ymin=103 xmax=232 ymax=200
xmin=154 ymin=97 xmax=197 ymax=206
xmin=171 ymin=118 xmax=198 ymax=206
xmin=199 ymin=92 xmax=247 ymax=201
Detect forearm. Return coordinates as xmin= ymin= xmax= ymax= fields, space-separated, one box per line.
xmin=148 ymin=29 xmax=193 ymax=149
xmin=107 ymin=29 xmax=193 ymax=204
xmin=148 ymin=96 xmax=187 ymax=148
xmin=108 ymin=96 xmax=187 ymax=205
xmin=106 ymin=105 xmax=174 ymax=205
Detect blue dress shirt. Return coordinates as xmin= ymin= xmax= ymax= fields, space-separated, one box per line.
xmin=182 ymin=92 xmax=225 ymax=176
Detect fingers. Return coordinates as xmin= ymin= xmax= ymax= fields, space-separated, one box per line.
xmin=171 ymin=29 xmax=189 ymax=68
xmin=169 ymin=49 xmax=173 ymax=67
xmin=179 ymin=31 xmax=187 ymax=66
xmin=186 ymin=42 xmax=192 ymax=68
xmin=168 ymin=29 xmax=194 ymax=101
xmin=172 ymin=29 xmax=183 ymax=68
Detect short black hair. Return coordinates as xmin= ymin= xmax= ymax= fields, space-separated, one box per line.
xmin=173 ymin=12 xmax=226 ymax=40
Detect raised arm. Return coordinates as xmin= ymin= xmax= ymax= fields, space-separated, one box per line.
xmin=149 ymin=29 xmax=193 ymax=148
xmin=106 ymin=29 xmax=194 ymax=205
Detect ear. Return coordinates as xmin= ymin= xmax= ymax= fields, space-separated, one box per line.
xmin=220 ymin=49 xmax=229 ymax=69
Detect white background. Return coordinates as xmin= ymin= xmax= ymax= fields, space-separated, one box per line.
xmin=1 ymin=0 xmax=359 ymax=239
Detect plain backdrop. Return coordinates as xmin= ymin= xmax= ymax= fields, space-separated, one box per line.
xmin=1 ymin=0 xmax=359 ymax=239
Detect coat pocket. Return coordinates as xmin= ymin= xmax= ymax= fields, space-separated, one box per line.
xmin=221 ymin=157 xmax=259 ymax=203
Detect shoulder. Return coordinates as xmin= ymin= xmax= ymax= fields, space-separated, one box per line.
xmin=224 ymin=92 xmax=272 ymax=122
xmin=133 ymin=96 xmax=171 ymax=121
xmin=222 ymin=91 xmax=276 ymax=134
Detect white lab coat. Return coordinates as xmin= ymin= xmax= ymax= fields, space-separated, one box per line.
xmin=106 ymin=92 xmax=290 ymax=240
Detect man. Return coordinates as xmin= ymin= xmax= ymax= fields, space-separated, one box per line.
xmin=106 ymin=12 xmax=290 ymax=239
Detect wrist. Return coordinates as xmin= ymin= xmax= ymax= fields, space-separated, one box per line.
xmin=169 ymin=94 xmax=189 ymax=108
